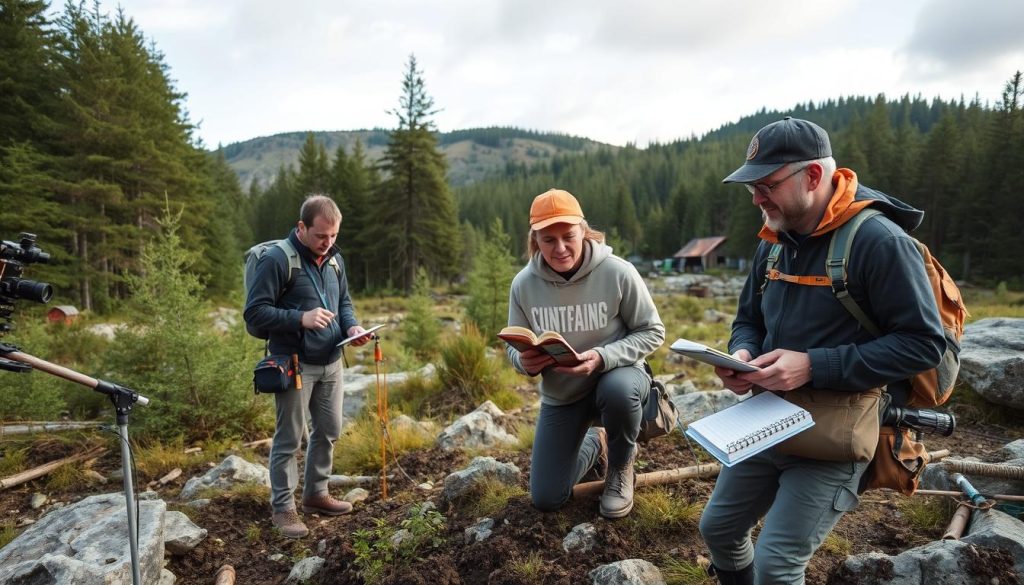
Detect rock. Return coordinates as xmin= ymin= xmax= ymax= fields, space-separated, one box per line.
xmin=563 ymin=522 xmax=597 ymax=554
xmin=920 ymin=457 xmax=1024 ymax=506
xmin=390 ymin=414 xmax=436 ymax=437
xmin=29 ymin=493 xmax=47 ymax=509
xmin=269 ymin=553 xmax=286 ymax=562
xmin=342 ymin=488 xmax=369 ymax=504
xmin=441 ymin=457 xmax=521 ymax=506
xmin=179 ymin=455 xmax=270 ymax=501
xmin=317 ymin=539 xmax=327 ymax=556
xmin=436 ymin=410 xmax=517 ymax=452
xmin=286 ymin=556 xmax=325 ymax=583
xmin=464 ymin=518 xmax=495 ymax=544
xmin=671 ymin=390 xmax=746 ymax=425
xmin=163 ymin=510 xmax=207 ymax=555
xmin=0 ymin=492 xmax=166 ymax=584
xmin=390 ymin=529 xmax=412 ymax=549
xmin=340 ymin=363 xmax=436 ymax=424
xmin=417 ymin=482 xmax=434 ymax=491
xmin=159 ymin=568 xmax=176 ymax=584
xmin=327 ymin=474 xmax=377 ymax=487
xmin=959 ymin=318 xmax=1024 ymax=409
xmin=588 ymin=558 xmax=667 ymax=585
xmin=185 ymin=499 xmax=212 ymax=509
xmin=963 ymin=507 xmax=1024 ymax=575
xmin=83 ymin=470 xmax=108 ymax=484
xmin=836 ymin=539 xmax=1014 ymax=585
xmin=474 ymin=400 xmax=505 ymax=418
xmin=1000 ymin=439 xmax=1024 ymax=461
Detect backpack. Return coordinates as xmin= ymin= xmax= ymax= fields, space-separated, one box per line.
xmin=764 ymin=208 xmax=968 ymax=407
xmin=242 ymin=239 xmax=340 ymax=340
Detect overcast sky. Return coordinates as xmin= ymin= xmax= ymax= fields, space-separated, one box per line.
xmin=58 ymin=0 xmax=1024 ymax=149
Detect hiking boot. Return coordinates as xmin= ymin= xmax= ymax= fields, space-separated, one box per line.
xmin=271 ymin=510 xmax=309 ymax=538
xmin=581 ymin=427 xmax=609 ymax=482
xmin=301 ymin=493 xmax=353 ymax=516
xmin=708 ymin=563 xmax=754 ymax=585
xmin=599 ymin=448 xmax=636 ymax=519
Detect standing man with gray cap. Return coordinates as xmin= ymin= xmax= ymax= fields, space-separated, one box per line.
xmin=697 ymin=117 xmax=945 ymax=584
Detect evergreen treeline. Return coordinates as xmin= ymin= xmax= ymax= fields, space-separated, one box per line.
xmin=247 ymin=55 xmax=461 ymax=293
xmin=457 ymin=81 xmax=1024 ymax=284
xmin=0 ymin=0 xmax=252 ymax=310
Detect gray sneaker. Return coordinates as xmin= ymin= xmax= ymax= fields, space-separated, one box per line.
xmin=271 ymin=509 xmax=309 ymax=538
xmin=599 ymin=448 xmax=636 ymax=519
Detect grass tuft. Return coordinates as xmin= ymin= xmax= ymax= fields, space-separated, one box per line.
xmin=630 ymin=486 xmax=703 ymax=534
xmin=463 ymin=477 xmax=527 ymax=518
xmin=0 ymin=521 xmax=17 ymax=550
xmin=509 ymin=551 xmax=545 ymax=581
xmin=334 ymin=414 xmax=434 ymax=475
xmin=658 ymin=555 xmax=714 ymax=585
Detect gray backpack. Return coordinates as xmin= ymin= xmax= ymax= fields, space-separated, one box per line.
xmin=242 ymin=239 xmax=339 ymax=339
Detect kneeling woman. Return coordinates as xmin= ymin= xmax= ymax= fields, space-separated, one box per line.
xmin=506 ymin=188 xmax=665 ymax=518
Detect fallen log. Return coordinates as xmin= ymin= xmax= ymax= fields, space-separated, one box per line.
xmin=942 ymin=459 xmax=1024 ymax=481
xmin=915 ymin=489 xmax=1024 ymax=503
xmin=214 ymin=564 xmax=236 ymax=585
xmin=572 ymin=462 xmax=721 ymax=497
xmin=0 ymin=446 xmax=108 ymax=490
xmin=1 ymin=421 xmax=103 ymax=435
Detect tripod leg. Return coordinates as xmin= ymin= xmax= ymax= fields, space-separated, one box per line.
xmin=119 ymin=424 xmax=142 ymax=585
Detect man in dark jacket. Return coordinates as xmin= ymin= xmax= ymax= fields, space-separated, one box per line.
xmin=698 ymin=117 xmax=945 ymax=584
xmin=244 ymin=195 xmax=370 ymax=538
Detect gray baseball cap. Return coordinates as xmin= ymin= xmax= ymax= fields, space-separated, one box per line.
xmin=723 ymin=116 xmax=832 ymax=184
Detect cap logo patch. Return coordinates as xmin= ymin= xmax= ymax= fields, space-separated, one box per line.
xmin=746 ymin=136 xmax=759 ymax=161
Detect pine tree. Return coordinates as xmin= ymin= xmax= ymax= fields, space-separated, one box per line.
xmin=375 ymin=55 xmax=461 ymax=292
xmin=465 ymin=218 xmax=518 ymax=340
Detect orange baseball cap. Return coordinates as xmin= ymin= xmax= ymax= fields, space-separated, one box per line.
xmin=529 ymin=189 xmax=584 ymax=230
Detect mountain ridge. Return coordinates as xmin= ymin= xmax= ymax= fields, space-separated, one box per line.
xmin=216 ymin=127 xmax=617 ymax=188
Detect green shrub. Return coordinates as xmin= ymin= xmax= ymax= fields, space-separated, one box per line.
xmin=402 ymin=269 xmax=441 ymax=361
xmin=352 ymin=504 xmax=446 ymax=585
xmin=464 ymin=218 xmax=518 ymax=340
xmin=437 ymin=322 xmax=521 ymax=410
xmin=99 ymin=207 xmax=272 ymax=442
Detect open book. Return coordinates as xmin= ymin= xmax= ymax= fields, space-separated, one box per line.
xmin=498 ymin=326 xmax=583 ymax=366
xmin=685 ymin=391 xmax=814 ymax=466
xmin=670 ymin=338 xmax=761 ymax=372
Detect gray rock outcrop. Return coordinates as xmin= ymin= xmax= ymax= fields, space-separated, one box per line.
xmin=959 ymin=318 xmax=1024 ymax=409
xmin=179 ymin=454 xmax=270 ymax=500
xmin=588 ymin=559 xmax=667 ymax=585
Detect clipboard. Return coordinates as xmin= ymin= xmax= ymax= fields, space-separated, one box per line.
xmin=336 ymin=324 xmax=386 ymax=347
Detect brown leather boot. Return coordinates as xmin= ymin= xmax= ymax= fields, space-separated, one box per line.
xmin=580 ymin=427 xmax=609 ymax=482
xmin=599 ymin=447 xmax=636 ymax=519
xmin=271 ymin=510 xmax=309 ymax=538
xmin=301 ymin=493 xmax=353 ymax=516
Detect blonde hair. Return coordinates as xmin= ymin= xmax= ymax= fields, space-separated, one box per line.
xmin=526 ymin=220 xmax=605 ymax=258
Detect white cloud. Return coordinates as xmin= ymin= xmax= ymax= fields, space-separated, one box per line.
xmin=56 ymin=0 xmax=1024 ymax=147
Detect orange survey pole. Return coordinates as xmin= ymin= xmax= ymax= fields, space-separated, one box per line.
xmin=374 ymin=335 xmax=388 ymax=500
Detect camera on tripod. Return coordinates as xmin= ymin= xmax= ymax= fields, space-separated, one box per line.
xmin=882 ymin=404 xmax=956 ymax=437
xmin=0 ymin=232 xmax=52 ymax=334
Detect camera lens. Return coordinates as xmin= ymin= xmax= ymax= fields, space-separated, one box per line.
xmin=7 ymin=278 xmax=52 ymax=303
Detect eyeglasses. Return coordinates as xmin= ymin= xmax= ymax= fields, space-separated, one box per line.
xmin=746 ymin=166 xmax=807 ymax=197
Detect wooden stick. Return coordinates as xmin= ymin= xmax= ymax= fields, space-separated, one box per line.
xmin=214 ymin=564 xmax=236 ymax=585
xmin=572 ymin=463 xmax=721 ymax=497
xmin=916 ymin=489 xmax=1024 ymax=503
xmin=929 ymin=449 xmax=951 ymax=461
xmin=0 ymin=446 xmax=108 ymax=490
xmin=942 ymin=503 xmax=972 ymax=540
xmin=241 ymin=438 xmax=272 ymax=449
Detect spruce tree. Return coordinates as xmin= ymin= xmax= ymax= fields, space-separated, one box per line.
xmin=375 ymin=55 xmax=461 ymax=292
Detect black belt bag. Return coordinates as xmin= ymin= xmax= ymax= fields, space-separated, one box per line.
xmin=253 ymin=354 xmax=299 ymax=394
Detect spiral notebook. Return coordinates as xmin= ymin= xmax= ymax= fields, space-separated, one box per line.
xmin=685 ymin=391 xmax=814 ymax=467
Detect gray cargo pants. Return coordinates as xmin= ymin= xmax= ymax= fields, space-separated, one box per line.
xmin=269 ymin=359 xmax=343 ymax=513
xmin=699 ymin=449 xmax=868 ymax=585
xmin=530 ymin=365 xmax=649 ymax=511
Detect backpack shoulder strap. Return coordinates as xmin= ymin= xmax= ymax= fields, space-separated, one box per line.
xmin=275 ymin=239 xmax=302 ymax=283
xmin=760 ymin=243 xmax=784 ymax=294
xmin=827 ymin=208 xmax=883 ymax=337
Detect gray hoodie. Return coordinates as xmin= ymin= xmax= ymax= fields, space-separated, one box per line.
xmin=506 ymin=240 xmax=665 ymax=405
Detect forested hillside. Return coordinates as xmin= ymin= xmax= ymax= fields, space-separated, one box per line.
xmin=456 ymin=84 xmax=1024 ymax=284
xmin=3 ymin=0 xmax=1022 ymax=319
xmin=221 ymin=127 xmax=613 ymax=189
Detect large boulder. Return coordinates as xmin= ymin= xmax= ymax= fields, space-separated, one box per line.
xmin=0 ymin=493 xmax=166 ymax=584
xmin=958 ymin=318 xmax=1024 ymax=409
xmin=179 ymin=455 xmax=270 ymax=501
